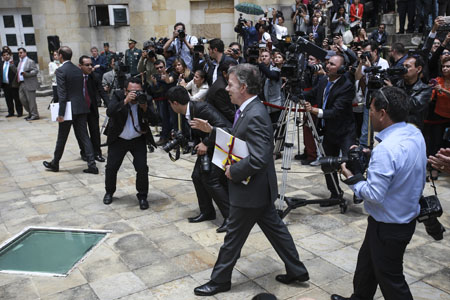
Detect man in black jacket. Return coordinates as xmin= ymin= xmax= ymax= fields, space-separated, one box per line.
xmin=1 ymin=49 xmax=22 ymax=117
xmin=305 ymin=54 xmax=355 ymax=205
xmin=167 ymin=86 xmax=231 ymax=232
xmin=307 ymin=16 xmax=325 ymax=46
xmin=103 ymin=77 xmax=156 ymax=210
xmin=43 ymin=46 xmax=98 ymax=174
xmin=207 ymin=38 xmax=237 ymax=86
xmin=78 ymin=55 xmax=110 ymax=162
xmin=205 ymin=60 xmax=237 ymax=123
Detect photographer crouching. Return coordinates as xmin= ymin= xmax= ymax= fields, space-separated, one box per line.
xmin=167 ymin=86 xmax=231 ymax=232
xmin=103 ymin=77 xmax=157 ymax=210
xmin=331 ymin=87 xmax=426 ymax=300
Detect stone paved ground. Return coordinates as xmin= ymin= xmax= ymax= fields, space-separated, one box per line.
xmin=0 ymin=96 xmax=449 ymax=300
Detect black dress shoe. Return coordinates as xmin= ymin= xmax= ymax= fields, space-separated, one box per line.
xmin=17 ymin=113 xmax=23 ymax=117
xmin=320 ymin=192 xmax=343 ymax=207
xmin=194 ymin=280 xmax=231 ymax=296
xmin=103 ymin=193 xmax=113 ymax=205
xmin=301 ymin=159 xmax=314 ymax=165
xmin=216 ymin=218 xmax=229 ymax=233
xmin=139 ymin=198 xmax=149 ymax=210
xmin=28 ymin=116 xmax=39 ymax=120
xmin=330 ymin=294 xmax=350 ymax=300
xmin=83 ymin=166 xmax=99 ymax=174
xmin=43 ymin=160 xmax=59 ymax=172
xmin=5 ymin=114 xmax=14 ymax=118
xmin=275 ymin=273 xmax=309 ymax=284
xmin=188 ymin=213 xmax=216 ymax=223
xmin=25 ymin=116 xmax=31 ymax=121
xmin=95 ymin=155 xmax=106 ymax=162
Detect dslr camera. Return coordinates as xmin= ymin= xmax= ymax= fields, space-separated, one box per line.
xmin=133 ymin=91 xmax=147 ymax=105
xmin=194 ymin=37 xmax=208 ymax=58
xmin=162 ymin=130 xmax=189 ymax=152
xmin=319 ymin=146 xmax=370 ymax=175
xmin=177 ymin=29 xmax=186 ymax=39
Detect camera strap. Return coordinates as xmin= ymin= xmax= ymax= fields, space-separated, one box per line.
xmin=129 ymin=106 xmax=146 ymax=135
xmin=168 ymin=146 xmax=181 ymax=162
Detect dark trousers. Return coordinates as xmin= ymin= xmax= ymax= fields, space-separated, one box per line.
xmin=397 ymin=0 xmax=416 ymax=32
xmin=53 ymin=114 xmax=96 ymax=168
xmin=303 ymin=113 xmax=318 ymax=161
xmin=423 ymin=120 xmax=450 ymax=157
xmin=439 ymin=0 xmax=450 ymax=16
xmin=192 ymin=157 xmax=230 ymax=218
xmin=323 ymin=133 xmax=354 ymax=195
xmin=156 ymin=100 xmax=176 ymax=139
xmin=381 ymin=0 xmax=396 ymax=12
xmin=354 ymin=112 xmax=364 ymax=143
xmin=78 ymin=112 xmax=102 ymax=157
xmin=351 ymin=216 xmax=416 ymax=300
xmin=52 ymin=85 xmax=59 ymax=103
xmin=415 ymin=0 xmax=433 ymax=31
xmin=2 ymin=85 xmax=22 ymax=116
xmin=105 ymin=135 xmax=148 ymax=198
xmin=211 ymin=202 xmax=308 ymax=283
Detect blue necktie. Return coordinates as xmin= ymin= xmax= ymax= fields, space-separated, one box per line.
xmin=322 ymin=81 xmax=333 ymax=127
xmin=2 ymin=61 xmax=8 ymax=84
xmin=232 ymin=109 xmax=241 ymax=128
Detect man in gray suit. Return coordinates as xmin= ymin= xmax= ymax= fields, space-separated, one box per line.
xmin=191 ymin=64 xmax=309 ymax=296
xmin=43 ymin=46 xmax=98 ymax=174
xmin=17 ymin=47 xmax=39 ymax=120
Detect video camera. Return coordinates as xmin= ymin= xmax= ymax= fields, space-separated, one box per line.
xmin=319 ymin=146 xmax=370 ymax=176
xmin=365 ymin=65 xmax=407 ymax=91
xmin=194 ymin=37 xmax=208 ymax=55
xmin=148 ymin=37 xmax=167 ymax=56
xmin=246 ymin=43 xmax=262 ymax=65
xmin=112 ymin=52 xmax=129 ymax=89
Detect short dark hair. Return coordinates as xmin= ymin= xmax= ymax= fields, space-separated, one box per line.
xmin=229 ymin=42 xmax=242 ymax=51
xmin=209 ymin=38 xmax=224 ymax=53
xmin=218 ymin=59 xmax=237 ymax=74
xmin=154 ymin=59 xmax=165 ymax=66
xmin=79 ymin=55 xmax=91 ymax=65
xmin=1 ymin=49 xmax=10 ymax=56
xmin=391 ymin=42 xmax=406 ymax=55
xmin=362 ymin=40 xmax=379 ymax=54
xmin=174 ymin=22 xmax=186 ymax=30
xmin=167 ymin=85 xmax=190 ymax=105
xmin=125 ymin=77 xmax=142 ymax=89
xmin=195 ymin=69 xmax=207 ymax=80
xmin=228 ymin=63 xmax=262 ymax=95
xmin=406 ymin=54 xmax=425 ymax=70
xmin=18 ymin=47 xmax=26 ymax=53
xmin=90 ymin=46 xmax=98 ymax=52
xmin=58 ymin=46 xmax=72 ymax=61
xmin=372 ymin=87 xmax=409 ymax=123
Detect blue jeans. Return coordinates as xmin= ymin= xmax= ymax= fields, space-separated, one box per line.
xmin=359 ymin=106 xmax=372 ymax=147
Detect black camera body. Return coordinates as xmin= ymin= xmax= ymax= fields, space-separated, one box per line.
xmin=134 ymin=91 xmax=147 ymax=105
xmin=366 ymin=65 xmax=407 ymax=92
xmin=247 ymin=44 xmax=260 ymax=65
xmin=319 ymin=146 xmax=369 ymax=175
xmin=162 ymin=130 xmax=189 ymax=152
xmin=178 ymin=29 xmax=186 ymax=40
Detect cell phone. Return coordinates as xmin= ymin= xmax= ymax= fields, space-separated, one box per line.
xmin=429 ymin=78 xmax=438 ymax=87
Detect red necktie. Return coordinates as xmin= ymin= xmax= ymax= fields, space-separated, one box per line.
xmin=84 ymin=75 xmax=91 ymax=108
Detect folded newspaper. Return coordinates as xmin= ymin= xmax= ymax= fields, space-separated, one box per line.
xmin=213 ymin=128 xmax=250 ymax=185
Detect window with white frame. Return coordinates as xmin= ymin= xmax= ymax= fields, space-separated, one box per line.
xmin=89 ymin=4 xmax=129 ymax=27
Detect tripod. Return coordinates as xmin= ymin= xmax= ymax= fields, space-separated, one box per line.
xmin=275 ymin=84 xmax=348 ymax=219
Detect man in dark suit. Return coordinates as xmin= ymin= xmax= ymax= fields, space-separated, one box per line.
xmin=305 ymin=54 xmax=355 ymax=205
xmin=307 ymin=16 xmax=325 ymax=46
xmin=368 ymin=24 xmax=388 ymax=46
xmin=103 ymin=77 xmax=156 ymax=210
xmin=205 ymin=60 xmax=237 ymax=123
xmin=1 ymin=49 xmax=22 ymax=117
xmin=43 ymin=46 xmax=98 ymax=174
xmin=78 ymin=55 xmax=110 ymax=162
xmin=206 ymin=38 xmax=236 ymax=86
xmin=167 ymin=86 xmax=231 ymax=233
xmin=191 ymin=64 xmax=309 ymax=296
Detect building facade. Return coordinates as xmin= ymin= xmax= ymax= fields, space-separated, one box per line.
xmin=0 ymin=0 xmax=294 ymax=82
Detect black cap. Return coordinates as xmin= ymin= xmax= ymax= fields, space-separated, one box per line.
xmin=103 ymin=42 xmax=109 ymax=47
xmin=128 ymin=39 xmax=137 ymax=44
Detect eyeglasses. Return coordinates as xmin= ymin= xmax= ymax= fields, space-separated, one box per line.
xmin=83 ymin=64 xmax=93 ymax=66
xmin=442 ymin=51 xmax=450 ymax=55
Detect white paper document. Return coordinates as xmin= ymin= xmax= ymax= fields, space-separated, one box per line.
xmin=50 ymin=102 xmax=72 ymax=122
xmin=213 ymin=128 xmax=250 ymax=184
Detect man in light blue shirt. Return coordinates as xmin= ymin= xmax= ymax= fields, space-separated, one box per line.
xmin=331 ymin=87 xmax=427 ymax=300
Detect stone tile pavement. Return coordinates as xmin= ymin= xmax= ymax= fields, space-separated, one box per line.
xmin=0 ymin=96 xmax=449 ymax=300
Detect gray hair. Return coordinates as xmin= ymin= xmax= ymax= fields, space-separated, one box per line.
xmin=228 ymin=63 xmax=262 ymax=95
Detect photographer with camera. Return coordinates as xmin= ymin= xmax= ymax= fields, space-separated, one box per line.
xmin=333 ymin=87 xmax=427 ymax=300
xmin=224 ymin=42 xmax=246 ymax=64
xmin=167 ymin=86 xmax=231 ymax=232
xmin=292 ymin=3 xmax=309 ymax=34
xmin=307 ymin=16 xmax=325 ymax=46
xmin=355 ymin=41 xmax=389 ymax=148
xmin=103 ymin=77 xmax=156 ymax=210
xmin=163 ymin=22 xmax=198 ymax=71
xmin=304 ymin=54 xmax=356 ymax=206
xmin=389 ymin=55 xmax=432 ymax=130
xmin=138 ymin=40 xmax=165 ymax=85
